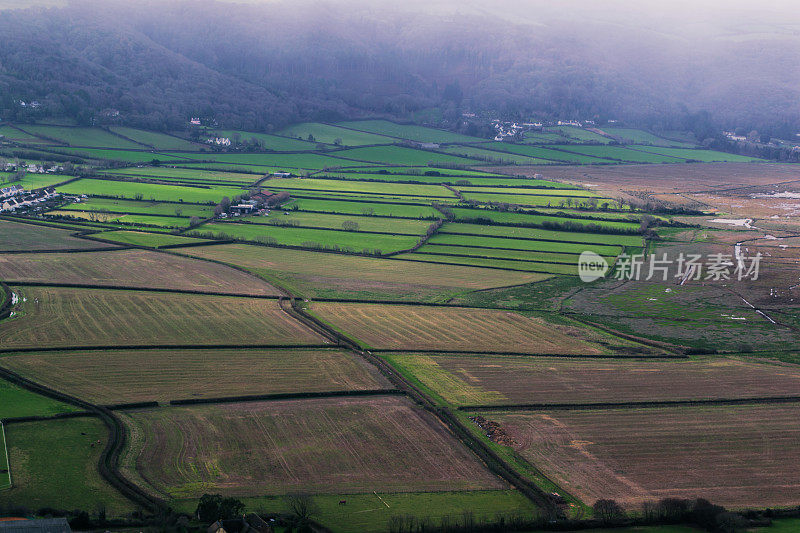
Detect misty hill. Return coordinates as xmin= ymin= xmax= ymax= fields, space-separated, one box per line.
xmin=1 ymin=0 xmax=799 ymax=137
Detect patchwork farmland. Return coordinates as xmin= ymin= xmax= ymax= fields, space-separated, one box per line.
xmin=2 ymin=118 xmax=799 ymax=532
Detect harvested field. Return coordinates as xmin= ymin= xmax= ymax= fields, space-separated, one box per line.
xmin=310 ymin=302 xmax=602 ymax=354
xmin=0 ymin=249 xmax=280 ymax=295
xmin=179 ymin=244 xmax=548 ymax=301
xmin=0 ymin=286 xmax=326 ymax=350
xmin=1 ymin=348 xmax=388 ymax=404
xmin=122 ymin=396 xmax=505 ymax=498
xmin=383 ymin=354 xmax=800 ymax=407
xmin=503 ymin=163 xmax=800 ymax=196
xmin=0 ymin=219 xmax=117 ymax=251
xmin=0 ymin=378 xmax=79 ymax=420
xmin=488 ymin=404 xmax=800 ymax=509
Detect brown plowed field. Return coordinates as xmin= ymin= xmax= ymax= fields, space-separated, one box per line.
xmin=0 ymin=249 xmax=280 ymax=295
xmin=489 ymin=404 xmax=800 ymax=509
xmin=122 ymin=396 xmax=506 ymax=498
xmin=1 ymin=348 xmax=387 ymax=404
xmin=311 ymin=303 xmax=601 ymax=354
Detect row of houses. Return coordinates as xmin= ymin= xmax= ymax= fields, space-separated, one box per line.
xmin=1 ymin=187 xmax=58 ymax=213
xmin=3 ymin=162 xmax=65 ymax=174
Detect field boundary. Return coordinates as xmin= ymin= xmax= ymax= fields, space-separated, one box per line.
xmin=168 ymin=388 xmax=403 ymax=406
xmin=0 ymin=422 xmax=10 ymax=492
xmin=370 ymin=349 xmax=683 ymax=359
xmin=5 ymin=281 xmax=282 ymax=300
xmin=0 ymin=366 xmax=165 ymax=512
xmin=459 ymin=395 xmax=800 ymax=412
xmin=0 ymin=343 xmax=333 ymax=355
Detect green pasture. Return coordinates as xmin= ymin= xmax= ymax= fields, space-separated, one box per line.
xmin=286 ymin=197 xmax=438 ymax=218
xmin=485 ymin=143 xmax=612 ymax=164
xmin=332 ymin=145 xmax=480 ymax=166
xmin=440 ymin=145 xmax=553 ymax=165
xmin=0 ymin=379 xmax=79 ymax=420
xmin=548 ymin=126 xmax=611 ymax=144
xmin=278 ymin=122 xmax=393 ymax=146
xmin=339 ymin=119 xmax=487 ymax=143
xmin=92 ymin=230 xmax=212 ymax=248
xmin=441 ymin=222 xmax=643 ymax=246
xmin=109 ymin=127 xmax=204 ymax=151
xmin=212 ymin=130 xmax=322 ymax=151
xmin=59 ymin=197 xmax=214 ymax=218
xmin=191 ymin=222 xmax=419 ymax=253
xmin=247 ymin=210 xmax=432 ymax=234
xmin=15 ymin=125 xmax=143 ymax=149
xmin=448 ymin=207 xmax=641 ymax=231
xmin=56 ymin=178 xmax=244 ymax=204
xmin=601 ymin=127 xmax=696 ymax=147
xmin=266 ymin=177 xmax=456 ymax=198
xmin=428 ymin=233 xmax=624 ymax=256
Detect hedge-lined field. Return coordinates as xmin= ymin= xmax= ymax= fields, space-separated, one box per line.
xmin=396 ymin=252 xmax=577 ymax=274
xmin=441 ymin=145 xmax=554 ymax=165
xmin=266 ymin=177 xmax=456 ymax=198
xmin=339 ymin=120 xmax=487 ymax=143
xmin=168 ymin=151 xmax=373 ymax=169
xmin=310 ymin=302 xmax=600 ymax=353
xmin=429 ymin=234 xmax=624 ymax=256
xmin=0 ymin=173 xmax=73 ymax=190
xmin=180 ymin=244 xmax=548 ymax=301
xmin=601 ymin=127 xmax=695 ymax=147
xmin=0 ymin=418 xmax=133 ymax=514
xmin=440 ymin=222 xmax=643 ymax=246
xmin=0 ymin=219 xmax=118 ymax=251
xmin=109 ymin=127 xmax=205 ymax=151
xmin=0 ymin=378 xmax=79 ymax=420
xmin=278 ymin=122 xmax=393 ymax=146
xmin=211 ymin=130 xmax=321 ymax=151
xmin=635 ymin=146 xmax=765 ymax=162
xmin=383 ymin=354 xmax=800 ymax=407
xmin=17 ymin=125 xmax=144 ymax=149
xmin=57 ymin=179 xmax=244 ymax=204
xmin=0 ymin=249 xmax=279 ymax=294
xmin=100 ymin=166 xmax=261 ymax=185
xmin=191 ymin=222 xmax=420 ymax=253
xmin=252 ymin=210 xmax=432 ymax=234
xmin=332 ymin=145 xmax=480 ymax=166
xmin=121 ymin=396 xmax=505 ymax=498
xmin=50 ymin=210 xmax=191 ymax=228
xmin=89 ymin=230 xmax=213 ymax=248
xmin=0 ymin=286 xmax=324 ymax=350
xmin=487 ymin=404 xmax=800 ymax=509
xmin=59 ymin=197 xmax=215 ymax=218
xmin=286 ymin=197 xmax=439 ymax=218
xmin=448 ymin=207 xmax=641 ymax=231
xmin=485 ymin=143 xmax=611 ymax=164
xmin=1 ymin=348 xmax=386 ymax=404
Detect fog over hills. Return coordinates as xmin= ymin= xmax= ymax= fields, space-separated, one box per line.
xmin=1 ymin=0 xmax=798 ymax=136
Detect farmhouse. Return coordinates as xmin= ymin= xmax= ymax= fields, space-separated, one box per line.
xmin=249 ymin=191 xmax=274 ymax=205
xmin=0 ymin=185 xmax=23 ymax=199
xmin=230 ymin=203 xmax=256 ymax=215
xmin=207 ymin=515 xmax=272 ymax=533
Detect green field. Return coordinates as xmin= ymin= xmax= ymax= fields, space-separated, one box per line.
xmin=0 ymin=417 xmax=133 ymax=513
xmin=109 ymin=127 xmax=205 ymax=151
xmin=192 ymin=222 xmax=420 ymax=253
xmin=100 ymin=166 xmax=261 ymax=185
xmin=164 ymin=151 xmax=373 ymax=170
xmin=179 ymin=490 xmax=536 ymax=533
xmin=600 ymin=127 xmax=696 ymax=147
xmin=316 ymin=170 xmax=552 ymax=187
xmin=0 ymin=379 xmax=79 ymax=420
xmin=332 ymin=145 xmax=480 ymax=166
xmin=244 ymin=210 xmax=432 ymax=234
xmin=429 ymin=234 xmax=624 ymax=255
xmin=339 ymin=120 xmax=487 ymax=143
xmin=285 ymin=197 xmax=439 ymax=218
xmin=635 ymin=146 xmax=765 ymax=162
xmin=59 ymin=197 xmax=214 ymax=218
xmin=449 ymin=207 xmax=641 ymax=231
xmin=554 ymin=145 xmax=688 ymax=163
xmin=441 ymin=145 xmax=554 ymax=165
xmin=440 ymin=222 xmax=643 ymax=246
xmin=548 ymin=126 xmax=612 ymax=143
xmin=55 ymin=147 xmax=179 ymax=164
xmin=91 ymin=230 xmax=212 ymax=248
xmin=278 ymin=122 xmax=394 ymax=146
xmin=211 ymin=130 xmax=322 ymax=151
xmin=16 ymin=125 xmax=144 ymax=149
xmin=57 ymin=178 xmax=244 ymax=204
xmin=266 ymin=177 xmax=456 ymax=198
xmin=0 ymin=173 xmax=73 ymax=190
xmin=486 ymin=142 xmax=613 ymax=164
